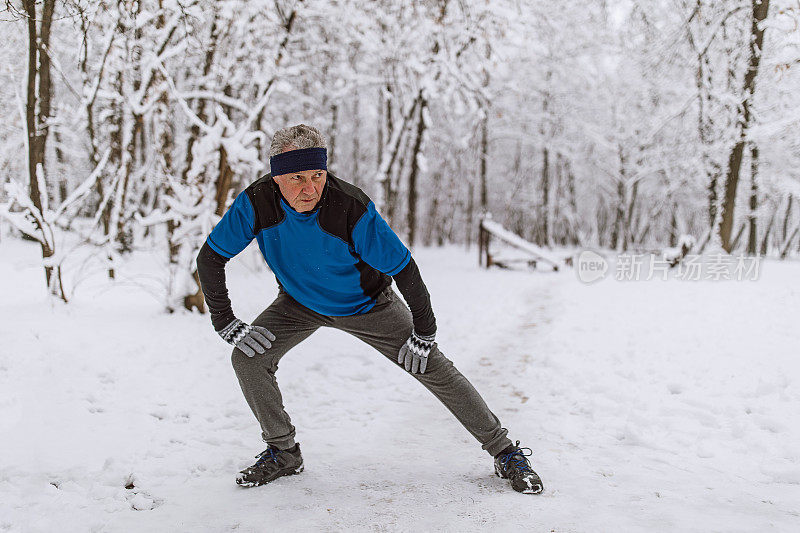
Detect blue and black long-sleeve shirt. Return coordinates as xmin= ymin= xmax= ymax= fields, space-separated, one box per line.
xmin=196 ymin=172 xmax=436 ymax=337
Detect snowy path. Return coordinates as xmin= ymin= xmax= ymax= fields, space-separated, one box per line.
xmin=1 ymin=240 xmax=799 ymax=532
xmin=517 ymin=265 xmax=800 ymax=532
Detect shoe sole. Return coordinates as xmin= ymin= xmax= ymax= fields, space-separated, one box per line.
xmin=236 ymin=463 xmax=304 ymax=488
xmin=519 ymin=482 xmax=543 ymax=494
xmin=495 ymin=463 xmax=543 ymax=494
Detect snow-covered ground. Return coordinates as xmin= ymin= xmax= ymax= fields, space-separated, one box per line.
xmin=1 ymin=237 xmax=799 ymax=532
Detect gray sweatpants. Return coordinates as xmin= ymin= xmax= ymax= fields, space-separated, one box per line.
xmin=231 ymin=285 xmax=513 ymax=457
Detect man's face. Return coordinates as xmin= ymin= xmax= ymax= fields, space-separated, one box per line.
xmin=273 ymin=169 xmax=327 ymax=212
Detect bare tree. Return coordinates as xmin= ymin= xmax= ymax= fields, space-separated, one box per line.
xmin=21 ymin=0 xmax=64 ymax=300
xmin=718 ymin=0 xmax=770 ymax=252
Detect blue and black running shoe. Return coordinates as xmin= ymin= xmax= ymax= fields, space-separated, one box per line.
xmin=494 ymin=440 xmax=544 ymax=494
xmin=236 ymin=443 xmax=304 ymax=487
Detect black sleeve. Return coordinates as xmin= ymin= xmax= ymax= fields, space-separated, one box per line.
xmin=196 ymin=241 xmax=237 ymax=332
xmin=391 ymin=256 xmax=437 ymax=337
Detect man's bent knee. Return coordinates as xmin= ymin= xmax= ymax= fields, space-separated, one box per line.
xmin=231 ymin=347 xmax=248 ymax=372
xmin=232 ymin=345 xmax=281 ymax=375
xmin=413 ymin=345 xmax=457 ymax=377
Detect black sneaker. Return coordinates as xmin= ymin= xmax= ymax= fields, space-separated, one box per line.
xmin=494 ymin=440 xmax=543 ymax=494
xmin=236 ymin=443 xmax=304 ymax=487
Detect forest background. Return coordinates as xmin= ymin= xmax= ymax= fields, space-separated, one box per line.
xmin=1 ymin=0 xmax=799 ymax=309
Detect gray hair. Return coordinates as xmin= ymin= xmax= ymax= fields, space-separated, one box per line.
xmin=268 ymin=124 xmax=327 ymax=156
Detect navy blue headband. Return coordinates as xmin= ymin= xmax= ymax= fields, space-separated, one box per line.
xmin=269 ymin=147 xmax=328 ymax=176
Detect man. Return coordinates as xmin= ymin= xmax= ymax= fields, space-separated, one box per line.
xmin=196 ymin=124 xmax=543 ymax=494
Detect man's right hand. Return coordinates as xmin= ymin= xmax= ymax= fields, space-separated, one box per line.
xmin=219 ymin=318 xmax=276 ymax=357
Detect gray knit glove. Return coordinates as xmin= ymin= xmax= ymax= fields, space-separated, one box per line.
xmin=397 ymin=330 xmax=436 ymax=374
xmin=219 ymin=318 xmax=276 ymax=357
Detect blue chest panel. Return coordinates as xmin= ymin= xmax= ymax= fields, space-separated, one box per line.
xmin=256 ymin=199 xmax=374 ymax=315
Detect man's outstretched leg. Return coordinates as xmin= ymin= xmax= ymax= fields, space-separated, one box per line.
xmin=231 ymin=290 xmax=327 ymax=487
xmin=332 ymin=287 xmax=543 ymax=493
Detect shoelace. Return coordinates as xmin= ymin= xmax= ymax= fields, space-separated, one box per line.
xmin=254 ymin=447 xmax=279 ymax=466
xmin=499 ymin=440 xmax=534 ymax=474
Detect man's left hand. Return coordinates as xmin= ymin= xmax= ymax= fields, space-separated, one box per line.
xmin=397 ymin=330 xmax=436 ymax=374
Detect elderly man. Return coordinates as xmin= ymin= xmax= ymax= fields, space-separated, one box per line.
xmin=196 ymin=124 xmax=543 ymax=494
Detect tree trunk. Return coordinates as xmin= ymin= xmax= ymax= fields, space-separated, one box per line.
xmin=718 ymin=0 xmax=770 ymax=252
xmin=747 ymin=143 xmax=758 ymax=255
xmin=479 ymin=111 xmax=489 ymax=214
xmin=215 ymin=146 xmax=235 ymax=217
xmin=623 ymin=179 xmax=639 ymax=250
xmin=669 ymin=202 xmax=678 ymax=247
xmin=466 ymin=181 xmax=475 ymax=249
xmin=693 ymin=16 xmax=722 ymax=234
xmin=406 ymin=94 xmax=427 ymax=248
xmin=597 ymin=196 xmax=609 ymax=248
xmin=552 ymin=152 xmax=567 ymax=246
xmin=352 ymin=87 xmax=360 ymax=186
xmin=329 ymin=103 xmax=338 ymax=169
xmin=781 ymin=194 xmax=793 ymax=243
xmin=610 ymin=179 xmax=625 ymax=251
xmin=387 ymin=122 xmax=413 ymax=228
xmin=183 ymin=270 xmax=206 ymax=313
xmin=759 ymin=207 xmax=776 ymax=256
xmin=104 ymin=70 xmax=124 ymax=279
xmin=425 ymin=173 xmax=441 ymax=246
xmin=780 ymin=225 xmax=799 ymax=259
xmin=23 ymin=0 xmax=65 ymax=302
xmin=611 ymin=146 xmax=627 ymax=251
xmin=115 ymin=98 xmax=138 ymax=255
xmin=540 ymin=147 xmax=550 ymax=247
xmin=382 ymin=84 xmax=394 ymax=212
xmin=156 ymin=91 xmax=186 ymax=313
xmin=377 ymin=87 xmax=384 ymax=176
xmin=730 ymin=222 xmax=747 ymax=251
xmin=25 ymin=0 xmax=45 ymax=225
xmin=565 ymin=160 xmax=580 ymax=245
